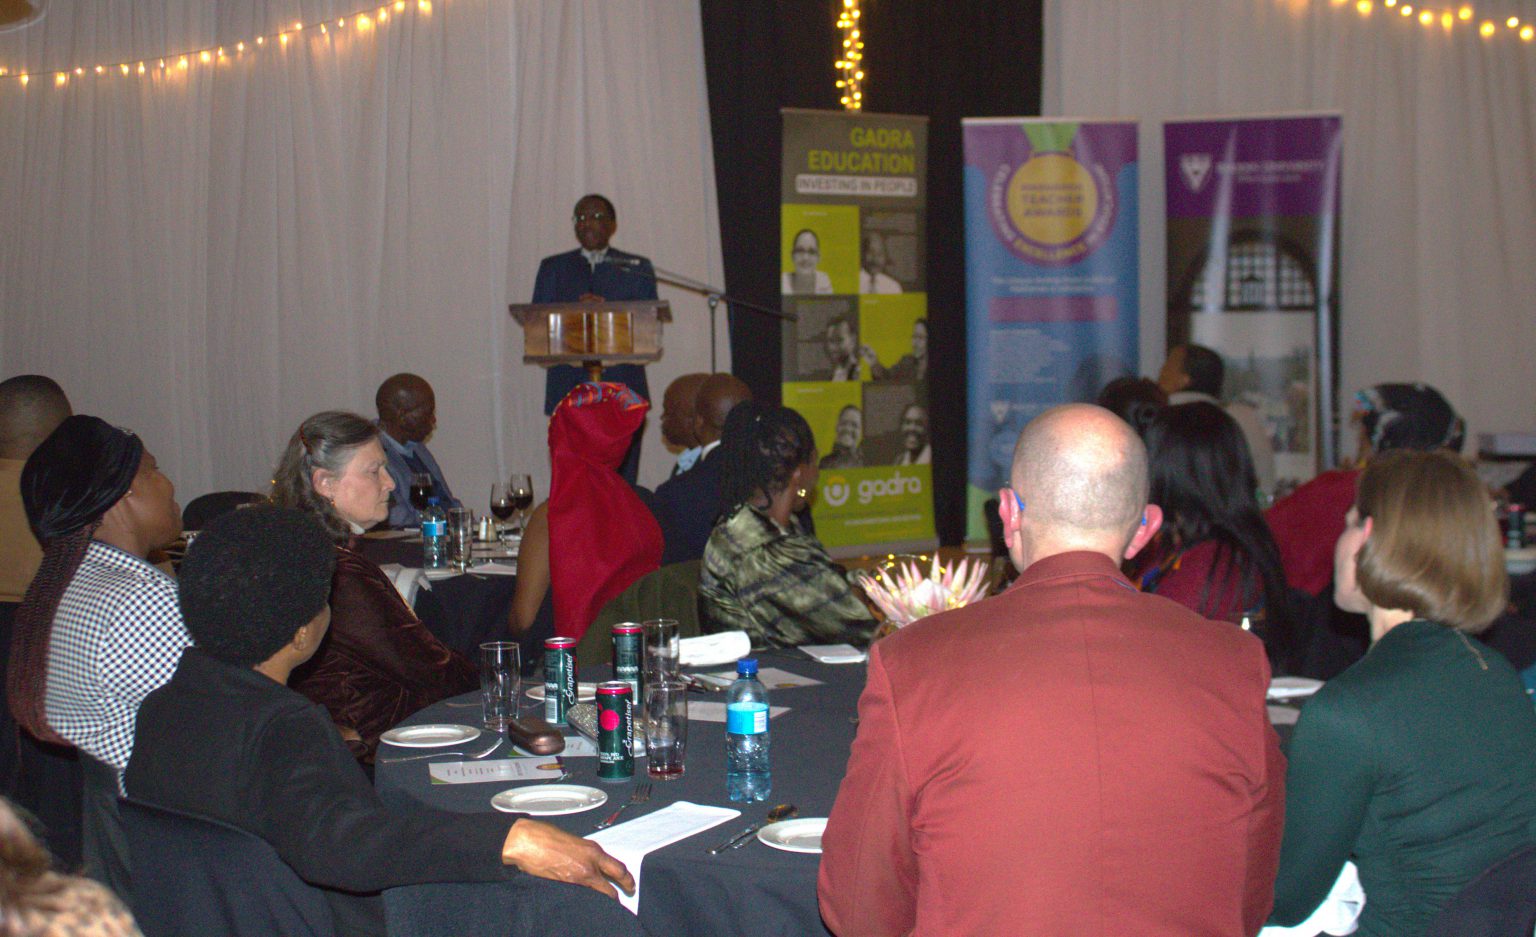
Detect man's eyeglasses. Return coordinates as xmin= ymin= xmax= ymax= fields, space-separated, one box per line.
xmin=573 ymin=211 xmax=612 ymax=223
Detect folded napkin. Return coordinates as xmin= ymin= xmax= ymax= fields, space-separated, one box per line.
xmin=587 ymin=802 xmax=739 ymax=914
xmin=800 ymin=643 xmax=867 ymax=665
xmin=678 ymin=631 xmax=750 ymax=668
xmin=1269 ymin=676 xmax=1325 ymax=701
xmin=379 ymin=564 xmax=431 ymax=605
xmin=1258 ymin=861 xmax=1363 ymax=937
xmin=470 ymin=561 xmax=519 ymax=577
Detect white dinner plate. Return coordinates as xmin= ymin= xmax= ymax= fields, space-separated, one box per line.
xmin=758 ymin=818 xmax=828 ymax=854
xmin=1267 ymin=676 xmax=1324 ymax=701
xmin=490 ymin=784 xmax=609 ymax=816
xmin=379 ymin=724 xmax=481 ymax=748
xmin=526 ymin=682 xmax=599 ymax=702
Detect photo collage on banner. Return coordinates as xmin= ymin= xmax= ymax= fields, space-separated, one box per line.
xmin=780 ymin=109 xmax=934 ymax=550
xmin=960 ymin=120 xmax=1140 ymax=541
xmin=1164 ymin=115 xmax=1343 ymax=489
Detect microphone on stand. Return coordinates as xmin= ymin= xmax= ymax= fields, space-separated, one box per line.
xmin=602 ymin=255 xmax=645 ymax=268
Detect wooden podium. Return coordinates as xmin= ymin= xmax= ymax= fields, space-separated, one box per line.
xmin=508 ymin=299 xmax=672 ymax=382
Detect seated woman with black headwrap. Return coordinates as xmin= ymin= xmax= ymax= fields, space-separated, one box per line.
xmin=699 ymin=402 xmax=876 ymax=648
xmin=10 ymin=415 xmax=191 ymax=898
xmin=269 ymin=411 xmax=476 ymax=760
xmin=126 ymin=507 xmax=637 ymax=936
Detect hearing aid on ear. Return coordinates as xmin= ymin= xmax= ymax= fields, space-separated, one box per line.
xmin=1013 ymin=491 xmax=1025 ymax=512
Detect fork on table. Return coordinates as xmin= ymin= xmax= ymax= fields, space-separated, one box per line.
xmin=594 ymin=783 xmax=651 ymax=830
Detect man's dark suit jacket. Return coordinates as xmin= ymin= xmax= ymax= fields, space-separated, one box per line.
xmin=531 ymin=247 xmax=658 ymax=414
xmin=652 ymin=449 xmax=723 ymax=566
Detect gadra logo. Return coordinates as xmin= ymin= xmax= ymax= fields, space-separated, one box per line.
xmin=1179 ymin=152 xmax=1213 ymax=193
xmin=822 ymin=477 xmax=851 ymax=507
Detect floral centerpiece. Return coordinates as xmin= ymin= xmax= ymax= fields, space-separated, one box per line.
xmin=854 ymin=554 xmax=991 ymax=629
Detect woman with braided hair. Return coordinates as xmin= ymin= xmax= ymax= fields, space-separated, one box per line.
xmin=9 ymin=416 xmax=190 ymax=898
xmin=699 ymin=402 xmax=875 ymax=648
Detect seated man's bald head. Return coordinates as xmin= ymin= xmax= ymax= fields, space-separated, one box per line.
xmin=0 ymin=375 xmax=72 ymax=460
xmin=695 ymin=374 xmax=753 ymax=445
xmin=1012 ymin=404 xmax=1148 ymax=544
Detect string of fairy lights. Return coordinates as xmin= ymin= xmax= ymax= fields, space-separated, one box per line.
xmin=1328 ymin=0 xmax=1536 ymax=41
xmin=0 ymin=0 xmax=437 ymax=89
xmin=835 ymin=0 xmax=864 ymax=111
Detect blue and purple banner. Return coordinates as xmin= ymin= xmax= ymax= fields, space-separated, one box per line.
xmin=961 ymin=119 xmax=1140 ymax=540
xmin=1164 ymin=114 xmax=1342 ymax=483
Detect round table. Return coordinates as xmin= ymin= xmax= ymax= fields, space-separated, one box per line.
xmin=375 ymin=650 xmax=864 ymax=936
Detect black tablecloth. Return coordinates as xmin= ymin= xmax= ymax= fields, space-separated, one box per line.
xmin=354 ymin=537 xmax=521 ymax=659
xmin=376 ymin=651 xmax=864 ymax=937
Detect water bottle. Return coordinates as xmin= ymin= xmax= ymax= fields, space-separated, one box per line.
xmin=421 ymin=497 xmax=448 ymax=569
xmin=726 ymin=657 xmax=771 ymax=802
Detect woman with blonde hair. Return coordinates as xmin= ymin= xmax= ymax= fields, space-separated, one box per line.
xmin=0 ymin=796 xmax=137 ymax=936
xmin=1269 ymin=450 xmax=1536 ymax=936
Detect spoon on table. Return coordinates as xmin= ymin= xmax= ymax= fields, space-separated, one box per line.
xmin=708 ymin=804 xmax=798 ymax=854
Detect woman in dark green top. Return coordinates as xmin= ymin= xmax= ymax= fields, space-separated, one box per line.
xmin=699 ymin=403 xmax=876 ymax=648
xmin=1270 ymin=450 xmax=1536 ymax=936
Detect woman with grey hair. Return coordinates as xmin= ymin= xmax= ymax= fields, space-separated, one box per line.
xmin=270 ymin=411 xmax=475 ymax=760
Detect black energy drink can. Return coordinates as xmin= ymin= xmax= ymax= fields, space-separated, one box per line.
xmin=543 ymin=637 xmax=578 ymax=725
xmin=596 ymin=681 xmax=635 ymax=781
xmin=612 ymin=623 xmax=644 ymax=702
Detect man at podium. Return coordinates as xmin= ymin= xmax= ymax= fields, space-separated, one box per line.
xmin=532 ymin=194 xmax=658 ymax=416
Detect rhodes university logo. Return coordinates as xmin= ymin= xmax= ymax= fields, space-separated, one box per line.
xmin=1179 ymin=152 xmax=1213 ymax=193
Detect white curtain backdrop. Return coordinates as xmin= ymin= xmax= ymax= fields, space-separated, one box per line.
xmin=0 ymin=0 xmax=725 ymax=507
xmin=1045 ymin=0 xmax=1536 ymax=454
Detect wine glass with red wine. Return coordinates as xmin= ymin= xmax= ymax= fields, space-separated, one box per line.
xmin=409 ymin=473 xmax=434 ymax=514
xmin=489 ymin=483 xmax=515 ymax=524
xmin=508 ymin=474 xmax=534 ymax=535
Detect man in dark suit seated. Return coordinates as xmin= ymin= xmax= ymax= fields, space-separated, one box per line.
xmin=126 ymin=507 xmax=636 ymax=936
xmin=651 ymin=374 xmax=752 ymax=566
xmin=820 ymin=404 xmax=1284 ymax=936
xmin=532 ymin=194 xmax=657 ymax=483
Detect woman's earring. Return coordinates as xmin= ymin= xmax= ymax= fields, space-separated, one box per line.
xmin=796 ymin=488 xmax=808 ymax=498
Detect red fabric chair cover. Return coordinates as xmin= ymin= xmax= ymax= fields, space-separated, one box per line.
xmin=548 ymin=383 xmax=663 ymax=641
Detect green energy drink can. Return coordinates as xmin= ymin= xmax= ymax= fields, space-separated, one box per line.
xmin=596 ymin=681 xmax=634 ymax=781
xmin=612 ymin=623 xmax=643 ymax=701
xmin=543 ymin=637 xmax=578 ymax=725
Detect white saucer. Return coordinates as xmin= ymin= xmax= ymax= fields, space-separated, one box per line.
xmin=757 ymin=817 xmax=828 ymax=854
xmin=490 ymin=784 xmax=609 ymax=816
xmin=379 ymin=724 xmax=481 ymax=748
xmin=526 ymin=682 xmax=599 ymax=702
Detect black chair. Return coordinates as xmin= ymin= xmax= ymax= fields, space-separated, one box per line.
xmin=1424 ymin=844 xmax=1536 ymax=937
xmin=180 ymin=491 xmax=266 ymax=531
xmin=120 ymin=799 xmax=335 ymax=937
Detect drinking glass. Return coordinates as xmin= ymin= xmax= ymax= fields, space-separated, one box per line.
xmin=489 ymin=483 xmax=515 ymax=526
xmin=447 ymin=507 xmax=475 ymax=571
xmin=643 ymin=618 xmax=680 ymax=685
xmin=507 ymin=473 xmax=534 ymax=534
xmin=408 ymin=472 xmax=434 ymax=513
xmin=479 ymin=642 xmax=521 ymax=732
xmin=643 ymin=678 xmax=688 ymax=780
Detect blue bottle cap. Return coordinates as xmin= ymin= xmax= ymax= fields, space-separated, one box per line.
xmin=426 ymin=496 xmax=441 ymax=506
xmin=736 ymin=657 xmax=758 ymax=676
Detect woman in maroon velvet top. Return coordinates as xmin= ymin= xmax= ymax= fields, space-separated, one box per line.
xmin=270 ymin=411 xmax=476 ymax=759
xmin=1132 ymin=402 xmax=1299 ymax=671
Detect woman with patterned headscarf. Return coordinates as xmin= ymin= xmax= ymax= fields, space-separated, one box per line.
xmin=10 ymin=415 xmax=190 ymax=897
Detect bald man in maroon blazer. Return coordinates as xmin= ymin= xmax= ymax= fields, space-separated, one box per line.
xmin=819 ymin=404 xmax=1285 ymax=937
